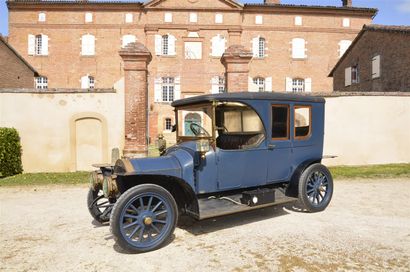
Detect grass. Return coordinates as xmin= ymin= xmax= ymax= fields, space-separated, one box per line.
xmin=0 ymin=163 xmax=409 ymax=187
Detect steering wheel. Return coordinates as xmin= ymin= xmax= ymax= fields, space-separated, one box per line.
xmin=190 ymin=123 xmax=211 ymax=137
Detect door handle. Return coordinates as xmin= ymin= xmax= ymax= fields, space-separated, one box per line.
xmin=268 ymin=144 xmax=276 ymax=150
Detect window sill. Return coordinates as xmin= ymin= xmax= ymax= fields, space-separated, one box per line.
xmin=253 ymin=57 xmax=266 ymax=60
xmin=30 ymin=55 xmax=48 ymax=57
xmin=157 ymin=55 xmax=177 ymax=58
xmin=155 ymin=101 xmax=173 ymax=104
xmin=292 ymin=57 xmax=307 ymax=61
xmin=81 ymin=55 xmax=96 ymax=58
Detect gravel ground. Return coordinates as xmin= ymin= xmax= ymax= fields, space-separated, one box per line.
xmin=1 ymin=178 xmax=410 ymax=272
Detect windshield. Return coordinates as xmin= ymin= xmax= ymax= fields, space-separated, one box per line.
xmin=176 ymin=104 xmax=213 ymax=138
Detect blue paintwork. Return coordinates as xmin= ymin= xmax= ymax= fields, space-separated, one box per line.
xmin=120 ymin=95 xmax=325 ymax=196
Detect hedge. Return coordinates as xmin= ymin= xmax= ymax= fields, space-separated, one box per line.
xmin=0 ymin=128 xmax=23 ymax=177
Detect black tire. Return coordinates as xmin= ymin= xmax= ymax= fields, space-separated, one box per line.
xmin=87 ymin=187 xmax=112 ymax=223
xmin=110 ymin=184 xmax=178 ymax=253
xmin=298 ymin=163 xmax=333 ymax=213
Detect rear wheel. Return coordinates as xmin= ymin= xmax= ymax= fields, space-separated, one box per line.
xmin=298 ymin=163 xmax=333 ymax=212
xmin=110 ymin=184 xmax=178 ymax=253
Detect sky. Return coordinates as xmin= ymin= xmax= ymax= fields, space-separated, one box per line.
xmin=1 ymin=0 xmax=409 ymax=36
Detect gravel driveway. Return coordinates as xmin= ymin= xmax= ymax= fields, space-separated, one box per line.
xmin=1 ymin=178 xmax=410 ymax=272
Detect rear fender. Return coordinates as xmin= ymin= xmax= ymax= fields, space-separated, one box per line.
xmin=286 ymin=159 xmax=322 ymax=197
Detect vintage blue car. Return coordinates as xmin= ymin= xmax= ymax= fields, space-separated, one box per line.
xmin=88 ymin=92 xmax=333 ymax=253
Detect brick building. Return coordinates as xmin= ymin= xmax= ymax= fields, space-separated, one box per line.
xmin=7 ymin=0 xmax=377 ymax=143
xmin=329 ymin=24 xmax=410 ymax=92
xmin=0 ymin=35 xmax=38 ymax=88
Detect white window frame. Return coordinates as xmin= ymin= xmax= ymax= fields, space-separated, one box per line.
xmin=81 ymin=34 xmax=95 ymax=56
xmin=35 ymin=34 xmax=43 ymax=55
xmin=164 ymin=12 xmax=173 ymax=23
xmin=162 ymin=77 xmax=175 ymax=102
xmin=189 ymin=13 xmax=198 ymax=23
xmin=294 ymin=16 xmax=302 ymax=26
xmin=292 ymin=38 xmax=306 ymax=59
xmin=255 ymin=15 xmax=263 ymax=25
xmin=258 ymin=37 xmax=265 ymax=58
xmin=162 ymin=35 xmax=169 ymax=55
xmin=35 ymin=77 xmax=48 ymax=89
xmin=292 ymin=78 xmax=305 ymax=93
xmin=85 ymin=12 xmax=93 ymax=23
xmin=351 ymin=65 xmax=359 ymax=84
xmin=253 ymin=77 xmax=265 ymax=92
xmin=38 ymin=12 xmax=46 ymax=22
xmin=215 ymin=13 xmax=223 ymax=24
xmin=164 ymin=118 xmax=173 ymax=131
xmin=125 ymin=13 xmax=133 ymax=23
xmin=89 ymin=76 xmax=95 ymax=89
xmin=342 ymin=18 xmax=350 ymax=27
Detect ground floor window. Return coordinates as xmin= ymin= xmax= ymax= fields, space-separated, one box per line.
xmin=253 ymin=77 xmax=265 ymax=92
xmin=35 ymin=77 xmax=48 ymax=89
xmin=164 ymin=118 xmax=172 ymax=131
xmin=292 ymin=78 xmax=304 ymax=92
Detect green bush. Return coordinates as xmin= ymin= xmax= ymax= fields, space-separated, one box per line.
xmin=0 ymin=128 xmax=23 ymax=177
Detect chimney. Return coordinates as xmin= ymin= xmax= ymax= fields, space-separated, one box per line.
xmin=342 ymin=0 xmax=352 ymax=7
xmin=264 ymin=0 xmax=281 ymax=4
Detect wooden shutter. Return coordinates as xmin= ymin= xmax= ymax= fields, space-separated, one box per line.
xmin=265 ymin=77 xmax=273 ymax=92
xmin=154 ymin=35 xmax=162 ymax=55
xmin=28 ymin=34 xmax=35 ymax=55
xmin=41 ymin=34 xmax=48 ymax=55
xmin=211 ymin=76 xmax=219 ymax=93
xmin=248 ymin=77 xmax=258 ymax=92
xmin=345 ymin=67 xmax=352 ymax=86
xmin=81 ymin=75 xmax=89 ymax=89
xmin=252 ymin=37 xmax=259 ymax=57
xmin=285 ymin=77 xmax=293 ymax=92
xmin=174 ymin=76 xmax=181 ymax=100
xmin=305 ymin=78 xmax=312 ymax=92
xmin=168 ymin=34 xmax=176 ymax=56
xmin=82 ymin=34 xmax=94 ymax=55
xmin=372 ymin=55 xmax=380 ymax=78
xmin=154 ymin=77 xmax=162 ymax=102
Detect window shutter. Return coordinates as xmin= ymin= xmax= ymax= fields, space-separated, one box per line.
xmin=81 ymin=75 xmax=89 ymax=89
xmin=372 ymin=55 xmax=380 ymax=78
xmin=154 ymin=77 xmax=162 ymax=102
xmin=89 ymin=35 xmax=95 ymax=55
xmin=292 ymin=38 xmax=305 ymax=59
xmin=28 ymin=34 xmax=35 ymax=55
xmin=211 ymin=35 xmax=225 ymax=57
xmin=285 ymin=77 xmax=293 ymax=92
xmin=305 ymin=78 xmax=312 ymax=92
xmin=154 ymin=35 xmax=162 ymax=55
xmin=345 ymin=67 xmax=352 ymax=86
xmin=265 ymin=77 xmax=272 ymax=92
xmin=168 ymin=34 xmax=176 ymax=56
xmin=248 ymin=77 xmax=258 ymax=92
xmin=122 ymin=35 xmax=136 ymax=48
xmin=211 ymin=76 xmax=219 ymax=93
xmin=82 ymin=34 xmax=94 ymax=55
xmin=41 ymin=34 xmax=48 ymax=55
xmin=174 ymin=76 xmax=181 ymax=100
xmin=252 ymin=37 xmax=259 ymax=57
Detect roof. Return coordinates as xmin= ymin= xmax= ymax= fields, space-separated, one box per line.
xmin=0 ymin=35 xmax=39 ymax=76
xmin=171 ymin=92 xmax=325 ymax=107
xmin=329 ymin=24 xmax=410 ymax=76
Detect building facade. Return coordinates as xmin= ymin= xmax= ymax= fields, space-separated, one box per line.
xmin=329 ymin=25 xmax=410 ymax=92
xmin=7 ymin=0 xmax=376 ymax=142
xmin=0 ymin=35 xmax=38 ymax=88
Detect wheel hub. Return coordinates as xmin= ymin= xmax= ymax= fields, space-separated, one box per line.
xmin=143 ymin=217 xmax=153 ymax=225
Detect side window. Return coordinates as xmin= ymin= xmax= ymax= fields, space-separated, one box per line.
xmin=271 ymin=105 xmax=289 ymax=140
xmin=294 ymin=106 xmax=311 ymax=139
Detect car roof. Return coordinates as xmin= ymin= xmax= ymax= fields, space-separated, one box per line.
xmin=171 ymin=92 xmax=325 ymax=107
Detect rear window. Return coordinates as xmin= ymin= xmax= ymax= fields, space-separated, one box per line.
xmin=294 ymin=105 xmax=311 ymax=139
xmin=271 ymin=105 xmax=289 ymax=139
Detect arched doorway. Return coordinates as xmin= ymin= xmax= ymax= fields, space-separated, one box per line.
xmin=184 ymin=113 xmax=201 ymax=136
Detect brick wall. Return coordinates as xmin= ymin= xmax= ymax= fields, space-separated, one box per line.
xmin=0 ymin=40 xmax=35 ymax=88
xmin=332 ymin=31 xmax=410 ymax=92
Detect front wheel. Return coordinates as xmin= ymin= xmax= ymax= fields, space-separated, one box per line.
xmin=298 ymin=163 xmax=333 ymax=212
xmin=87 ymin=187 xmax=113 ymax=223
xmin=110 ymin=184 xmax=178 ymax=253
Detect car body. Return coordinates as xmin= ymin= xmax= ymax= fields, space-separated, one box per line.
xmin=88 ymin=92 xmax=333 ymax=253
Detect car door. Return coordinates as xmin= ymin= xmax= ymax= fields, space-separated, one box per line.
xmin=267 ymin=104 xmax=293 ymax=183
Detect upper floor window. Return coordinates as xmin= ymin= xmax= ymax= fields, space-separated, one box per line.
xmin=292 ymin=38 xmax=306 ymax=59
xmin=155 ymin=34 xmax=176 ymax=56
xmin=125 ymin=13 xmax=133 ymax=23
xmin=342 ymin=18 xmax=350 ymax=27
xmin=185 ymin=42 xmax=202 ymax=59
xmin=351 ymin=65 xmax=359 ymax=84
xmin=252 ymin=36 xmax=266 ymax=58
xmin=294 ymin=16 xmax=302 ymax=26
xmin=339 ymin=40 xmax=352 ymax=57
xmin=372 ymin=55 xmax=381 ymax=79
xmin=35 ymin=77 xmax=48 ymax=89
xmin=292 ymin=78 xmax=305 ymax=92
xmin=210 ymin=34 xmax=226 ymax=57
xmin=189 ymin=13 xmax=198 ymax=23
xmin=253 ymin=77 xmax=265 ymax=92
xmin=164 ymin=12 xmax=173 ymax=23
xmin=154 ymin=76 xmax=181 ymax=102
xmin=211 ymin=76 xmax=226 ymax=93
xmin=85 ymin=12 xmax=93 ymax=23
xmin=81 ymin=34 xmax=95 ymax=56
xmin=81 ymin=75 xmax=95 ymax=89
xmin=215 ymin=13 xmax=223 ymax=24
xmin=255 ymin=15 xmax=263 ymax=25
xmin=344 ymin=65 xmax=359 ymax=86
xmin=122 ymin=34 xmax=136 ymax=48
xmin=28 ymin=34 xmax=48 ymax=56
xmin=38 ymin=12 xmax=46 ymax=22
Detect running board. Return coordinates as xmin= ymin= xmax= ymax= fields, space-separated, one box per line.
xmin=198 ymin=189 xmax=296 ymax=220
